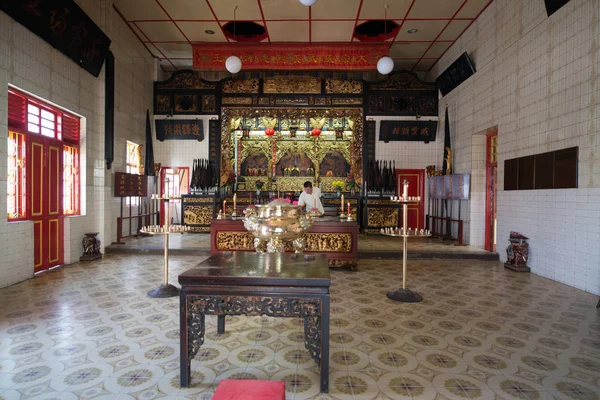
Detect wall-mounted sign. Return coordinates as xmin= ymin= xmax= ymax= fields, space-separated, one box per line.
xmin=379 ymin=120 xmax=437 ymax=143
xmin=0 ymin=0 xmax=111 ymax=77
xmin=114 ymin=172 xmax=148 ymax=197
xmin=428 ymin=174 xmax=470 ymax=200
xmin=155 ymin=119 xmax=204 ymax=141
xmin=436 ymin=52 xmax=476 ymax=96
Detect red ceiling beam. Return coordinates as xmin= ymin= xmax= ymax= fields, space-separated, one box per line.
xmin=411 ymin=0 xmax=469 ymax=73
xmin=257 ymin=0 xmax=272 ymax=44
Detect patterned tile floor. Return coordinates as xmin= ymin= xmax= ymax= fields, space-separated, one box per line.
xmin=1 ymin=252 xmax=599 ymax=399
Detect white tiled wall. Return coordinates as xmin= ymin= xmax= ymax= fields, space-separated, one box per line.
xmin=152 ymin=116 xmax=213 ymax=168
xmin=152 ymin=115 xmax=214 ymax=220
xmin=427 ymin=0 xmax=600 ymax=295
xmin=0 ymin=0 xmax=155 ymax=288
xmin=371 ymin=115 xmax=443 ymax=217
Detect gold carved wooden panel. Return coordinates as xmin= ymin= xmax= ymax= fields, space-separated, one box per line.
xmin=222 ymin=79 xmax=260 ymax=94
xmin=263 ymin=77 xmax=321 ymax=94
xmin=215 ymin=231 xmax=352 ymax=253
xmin=367 ymin=208 xmax=398 ymax=227
xmin=367 ymin=199 xmax=396 ymax=205
xmin=183 ymin=197 xmax=213 ymax=204
xmin=325 ymin=79 xmax=363 ymax=94
xmin=216 ymin=232 xmax=255 ymax=251
xmin=202 ymin=95 xmax=216 ymax=112
xmin=222 ymin=97 xmax=253 ymax=105
xmin=304 ymin=233 xmax=352 ymax=252
xmin=156 ymin=94 xmax=171 ymax=113
xmin=189 ymin=226 xmax=210 ymax=233
xmin=275 ymin=97 xmax=309 ymax=105
xmin=183 ymin=205 xmax=213 ymax=226
xmin=332 ymin=97 xmax=362 ymax=105
xmin=156 ymin=71 xmax=216 ymax=90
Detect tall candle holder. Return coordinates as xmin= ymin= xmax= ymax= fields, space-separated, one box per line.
xmin=382 ymin=180 xmax=430 ymax=303
xmin=144 ymin=189 xmax=183 ymax=298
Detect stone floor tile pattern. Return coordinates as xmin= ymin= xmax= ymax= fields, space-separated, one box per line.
xmin=0 ymin=252 xmax=599 ymax=399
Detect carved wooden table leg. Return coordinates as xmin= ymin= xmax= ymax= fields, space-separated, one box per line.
xmin=302 ymin=299 xmax=330 ymax=392
xmin=319 ymin=297 xmax=330 ymax=392
xmin=303 ymin=315 xmax=322 ymax=363
xmin=180 ymin=305 xmax=205 ymax=387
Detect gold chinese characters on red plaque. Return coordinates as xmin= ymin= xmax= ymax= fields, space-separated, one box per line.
xmin=114 ymin=172 xmax=148 ymax=197
xmin=193 ymin=44 xmax=388 ymax=71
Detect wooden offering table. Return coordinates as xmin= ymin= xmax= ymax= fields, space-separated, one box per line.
xmin=210 ymin=216 xmax=358 ymax=269
xmin=179 ymin=252 xmax=331 ymax=393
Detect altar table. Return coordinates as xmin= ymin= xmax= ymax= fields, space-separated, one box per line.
xmin=210 ymin=217 xmax=358 ymax=269
xmin=179 ymin=252 xmax=331 ymax=393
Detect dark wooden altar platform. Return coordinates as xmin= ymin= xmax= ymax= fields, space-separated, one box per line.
xmin=179 ymin=252 xmax=331 ymax=392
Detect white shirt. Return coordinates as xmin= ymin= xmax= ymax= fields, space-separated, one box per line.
xmin=298 ymin=191 xmax=324 ymax=214
xmin=312 ymin=186 xmax=322 ymax=198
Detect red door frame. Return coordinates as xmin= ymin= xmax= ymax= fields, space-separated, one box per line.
xmin=485 ymin=130 xmax=498 ymax=251
xmin=28 ymin=135 xmax=64 ymax=272
xmin=394 ymin=169 xmax=425 ymax=230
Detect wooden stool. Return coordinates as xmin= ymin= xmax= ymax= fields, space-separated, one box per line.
xmin=212 ymin=379 xmax=286 ymax=400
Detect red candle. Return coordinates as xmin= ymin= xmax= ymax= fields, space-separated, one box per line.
xmin=347 ymin=202 xmax=350 ymax=215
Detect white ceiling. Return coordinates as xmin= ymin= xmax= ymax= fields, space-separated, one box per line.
xmin=114 ymin=0 xmax=493 ymax=73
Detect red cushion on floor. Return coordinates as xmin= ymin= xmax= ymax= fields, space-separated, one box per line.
xmin=212 ymin=379 xmax=286 ymax=400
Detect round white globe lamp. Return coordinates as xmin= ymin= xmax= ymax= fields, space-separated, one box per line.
xmin=299 ymin=0 xmax=317 ymax=6
xmin=225 ymin=55 xmax=242 ymax=74
xmin=377 ymin=56 xmax=394 ymax=75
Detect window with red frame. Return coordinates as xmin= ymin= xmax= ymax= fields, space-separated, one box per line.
xmin=7 ymin=88 xmax=81 ymax=220
xmin=63 ymin=145 xmax=80 ymax=215
xmin=7 ymin=130 xmax=26 ymax=220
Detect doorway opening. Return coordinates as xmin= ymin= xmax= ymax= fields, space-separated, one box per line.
xmin=485 ymin=130 xmax=498 ymax=251
xmin=159 ymin=167 xmax=190 ymax=226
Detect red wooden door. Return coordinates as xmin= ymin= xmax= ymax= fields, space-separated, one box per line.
xmin=29 ymin=136 xmax=63 ymax=272
xmin=395 ymin=169 xmax=425 ymax=230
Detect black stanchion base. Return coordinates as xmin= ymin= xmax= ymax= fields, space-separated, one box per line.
xmin=147 ymin=284 xmax=180 ymax=298
xmin=387 ymin=288 xmax=423 ymax=303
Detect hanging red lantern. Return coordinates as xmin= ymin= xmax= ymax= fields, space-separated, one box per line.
xmin=311 ymin=128 xmax=321 ymax=137
xmin=265 ymin=128 xmax=275 ymax=136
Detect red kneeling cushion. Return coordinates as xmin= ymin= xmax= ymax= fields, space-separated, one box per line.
xmin=212 ymin=379 xmax=286 ymax=400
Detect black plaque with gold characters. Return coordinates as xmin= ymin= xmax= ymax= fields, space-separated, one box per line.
xmin=436 ymin=52 xmax=476 ymax=96
xmin=114 ymin=172 xmax=148 ymax=197
xmin=0 ymin=0 xmax=111 ymax=77
xmin=379 ymin=120 xmax=437 ymax=143
xmin=155 ymin=119 xmax=204 ymax=141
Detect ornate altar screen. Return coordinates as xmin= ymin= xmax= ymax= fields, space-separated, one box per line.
xmin=220 ymin=107 xmax=363 ymax=193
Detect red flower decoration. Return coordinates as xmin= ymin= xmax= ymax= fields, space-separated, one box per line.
xmin=265 ymin=128 xmax=275 ymax=136
xmin=311 ymin=128 xmax=321 ymax=137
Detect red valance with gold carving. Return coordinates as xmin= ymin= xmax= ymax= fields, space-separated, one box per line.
xmin=192 ymin=44 xmax=387 ymax=71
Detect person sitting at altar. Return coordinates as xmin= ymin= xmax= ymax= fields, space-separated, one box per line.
xmin=297 ymin=181 xmax=324 ymax=215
